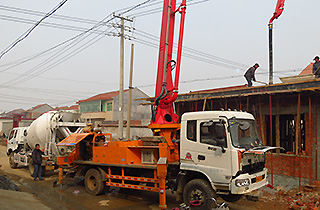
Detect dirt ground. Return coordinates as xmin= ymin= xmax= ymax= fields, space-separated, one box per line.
xmin=0 ymin=142 xmax=318 ymax=210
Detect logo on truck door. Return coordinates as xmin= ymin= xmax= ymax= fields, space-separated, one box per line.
xmin=208 ymin=146 xmax=217 ymax=151
xmin=185 ymin=152 xmax=192 ymax=160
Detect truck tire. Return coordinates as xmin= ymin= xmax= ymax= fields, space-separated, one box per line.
xmin=183 ymin=179 xmax=217 ymax=210
xmin=28 ymin=158 xmax=46 ymax=177
xmin=9 ymin=153 xmax=18 ymax=169
xmin=41 ymin=166 xmax=46 ymax=177
xmin=220 ymin=194 xmax=242 ymax=202
xmin=85 ymin=168 xmax=105 ymax=195
xmin=28 ymin=158 xmax=34 ymax=177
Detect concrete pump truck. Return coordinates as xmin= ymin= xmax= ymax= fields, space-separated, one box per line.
xmin=56 ymin=0 xmax=280 ymax=209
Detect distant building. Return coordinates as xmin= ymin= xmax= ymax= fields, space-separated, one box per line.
xmin=0 ymin=104 xmax=53 ymax=135
xmin=26 ymin=104 xmax=53 ymax=118
xmin=77 ymin=88 xmax=152 ymax=139
xmin=50 ymin=105 xmax=79 ymax=112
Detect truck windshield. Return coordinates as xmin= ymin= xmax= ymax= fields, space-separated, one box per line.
xmin=229 ymin=119 xmax=262 ymax=149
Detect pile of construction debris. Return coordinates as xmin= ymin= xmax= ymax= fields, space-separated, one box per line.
xmin=260 ymin=181 xmax=320 ymax=210
xmin=0 ymin=174 xmax=20 ymax=191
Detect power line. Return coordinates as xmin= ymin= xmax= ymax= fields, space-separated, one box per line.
xmin=0 ymin=0 xmax=214 ymax=78
xmin=0 ymin=0 xmax=157 ymax=86
xmin=0 ymin=4 xmax=101 ymax=25
xmin=0 ymin=14 xmax=113 ymax=33
xmin=130 ymin=0 xmax=209 ymax=17
xmin=2 ymin=25 xmax=117 ymax=86
xmin=0 ymin=0 xmax=68 ymax=59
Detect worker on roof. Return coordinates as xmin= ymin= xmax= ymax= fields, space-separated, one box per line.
xmin=313 ymin=56 xmax=320 ymax=79
xmin=244 ymin=63 xmax=259 ymax=87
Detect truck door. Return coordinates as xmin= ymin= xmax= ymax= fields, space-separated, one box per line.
xmin=196 ymin=119 xmax=232 ymax=184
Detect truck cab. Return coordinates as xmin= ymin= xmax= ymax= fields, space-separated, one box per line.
xmin=7 ymin=127 xmax=28 ymax=155
xmin=179 ymin=111 xmax=268 ymax=202
xmin=7 ymin=127 xmax=30 ymax=168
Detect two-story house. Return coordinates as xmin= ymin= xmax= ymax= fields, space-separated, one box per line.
xmin=77 ymin=88 xmax=152 ymax=139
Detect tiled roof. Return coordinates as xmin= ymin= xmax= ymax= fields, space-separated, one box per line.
xmin=190 ymin=85 xmax=248 ymax=94
xmin=27 ymin=103 xmax=51 ymax=112
xmin=299 ymin=63 xmax=313 ymax=75
xmin=7 ymin=108 xmax=25 ymax=114
xmin=77 ymin=89 xmax=129 ymax=103
xmin=50 ymin=106 xmax=69 ymax=111
xmin=65 ymin=105 xmax=79 ymax=110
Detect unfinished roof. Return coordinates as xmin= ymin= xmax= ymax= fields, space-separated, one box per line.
xmin=77 ymin=89 xmax=129 ymax=103
xmin=189 ymin=85 xmax=248 ymax=94
xmin=175 ymin=79 xmax=320 ymax=102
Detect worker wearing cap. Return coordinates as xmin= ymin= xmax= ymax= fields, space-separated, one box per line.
xmin=313 ymin=56 xmax=320 ymax=78
xmin=244 ymin=63 xmax=259 ymax=87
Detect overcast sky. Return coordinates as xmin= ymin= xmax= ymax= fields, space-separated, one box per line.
xmin=0 ymin=0 xmax=319 ymax=112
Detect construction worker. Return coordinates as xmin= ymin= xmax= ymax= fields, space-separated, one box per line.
xmin=244 ymin=63 xmax=259 ymax=87
xmin=32 ymin=144 xmax=44 ymax=181
xmin=313 ymin=56 xmax=320 ymax=78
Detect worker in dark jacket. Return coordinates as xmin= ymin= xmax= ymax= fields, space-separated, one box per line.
xmin=244 ymin=63 xmax=259 ymax=87
xmin=313 ymin=56 xmax=320 ymax=78
xmin=32 ymin=144 xmax=44 ymax=181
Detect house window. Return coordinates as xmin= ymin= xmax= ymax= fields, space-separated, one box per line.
xmin=101 ymin=102 xmax=106 ymax=112
xmin=187 ymin=120 xmax=196 ymax=142
xmin=266 ymin=114 xmax=305 ymax=154
xmin=80 ymin=100 xmax=105 ymax=113
xmin=107 ymin=103 xmax=112 ymax=111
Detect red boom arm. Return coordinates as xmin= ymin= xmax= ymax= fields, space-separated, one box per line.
xmin=269 ymin=0 xmax=285 ymax=24
xmin=151 ymin=0 xmax=187 ymax=125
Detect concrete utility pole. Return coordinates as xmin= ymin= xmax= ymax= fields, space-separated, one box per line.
xmin=113 ymin=14 xmax=134 ymax=139
xmin=126 ymin=44 xmax=134 ymax=139
xmin=119 ymin=16 xmax=124 ymax=139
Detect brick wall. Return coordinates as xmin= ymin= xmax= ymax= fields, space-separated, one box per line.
xmin=265 ymin=154 xmax=313 ymax=179
xmin=265 ymin=113 xmax=315 ymax=179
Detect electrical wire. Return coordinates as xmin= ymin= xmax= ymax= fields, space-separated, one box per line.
xmin=0 ymin=0 xmax=68 ymax=59
xmin=0 ymin=0 xmax=156 ymax=86
xmin=0 ymin=4 xmax=101 ymax=25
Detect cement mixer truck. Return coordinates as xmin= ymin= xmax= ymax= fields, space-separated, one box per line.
xmin=6 ymin=110 xmax=86 ymax=175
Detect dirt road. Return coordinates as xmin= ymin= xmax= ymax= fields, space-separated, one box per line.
xmin=0 ymin=145 xmax=265 ymax=210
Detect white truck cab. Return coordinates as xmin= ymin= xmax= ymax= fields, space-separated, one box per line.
xmin=7 ymin=127 xmax=29 ymax=155
xmin=7 ymin=127 xmax=30 ymax=168
xmin=180 ymin=111 xmax=269 ymax=200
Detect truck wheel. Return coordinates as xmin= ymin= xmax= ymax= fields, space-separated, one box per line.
xmin=9 ymin=153 xmax=18 ymax=169
xmin=183 ymin=179 xmax=217 ymax=210
xmin=28 ymin=158 xmax=34 ymax=177
xmin=85 ymin=168 xmax=105 ymax=195
xmin=220 ymin=194 xmax=242 ymax=202
xmin=41 ymin=166 xmax=46 ymax=177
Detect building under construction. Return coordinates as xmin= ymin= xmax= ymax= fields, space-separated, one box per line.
xmin=163 ymin=66 xmax=318 ymax=190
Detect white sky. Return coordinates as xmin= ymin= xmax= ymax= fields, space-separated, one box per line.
xmin=0 ymin=0 xmax=319 ymax=112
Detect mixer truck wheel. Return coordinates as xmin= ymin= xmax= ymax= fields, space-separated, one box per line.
xmin=183 ymin=179 xmax=217 ymax=210
xmin=85 ymin=168 xmax=105 ymax=195
xmin=41 ymin=166 xmax=46 ymax=177
xmin=28 ymin=158 xmax=34 ymax=177
xmin=9 ymin=153 xmax=18 ymax=169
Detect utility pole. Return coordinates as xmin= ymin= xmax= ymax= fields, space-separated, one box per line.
xmin=112 ymin=14 xmax=134 ymax=139
xmin=119 ymin=16 xmax=124 ymax=139
xmin=126 ymin=44 xmax=134 ymax=139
